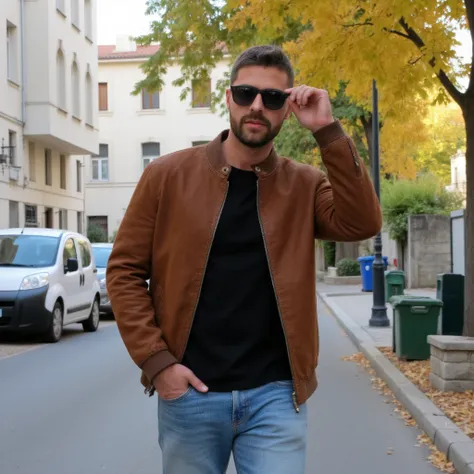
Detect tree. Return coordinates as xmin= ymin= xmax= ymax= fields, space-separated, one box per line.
xmin=135 ymin=2 xmax=429 ymax=179
xmin=414 ymin=100 xmax=466 ymax=183
xmin=228 ymin=0 xmax=474 ymax=336
xmin=382 ymin=175 xmax=464 ymax=273
xmin=87 ymin=224 xmax=107 ymax=243
xmin=382 ymin=175 xmax=464 ymax=246
xmin=136 ymin=0 xmax=474 ymax=335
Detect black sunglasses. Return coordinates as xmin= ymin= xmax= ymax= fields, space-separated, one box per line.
xmin=230 ymin=85 xmax=290 ymax=110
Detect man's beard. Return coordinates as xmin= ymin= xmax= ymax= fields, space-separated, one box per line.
xmin=230 ymin=112 xmax=283 ymax=149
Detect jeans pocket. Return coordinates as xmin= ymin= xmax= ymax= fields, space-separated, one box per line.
xmin=159 ymin=386 xmax=193 ymax=403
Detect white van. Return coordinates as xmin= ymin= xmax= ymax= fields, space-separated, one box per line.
xmin=0 ymin=228 xmax=101 ymax=342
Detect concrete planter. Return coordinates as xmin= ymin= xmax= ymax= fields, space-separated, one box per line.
xmin=428 ymin=335 xmax=474 ymax=391
xmin=323 ymin=274 xmax=362 ymax=286
xmin=327 ymin=266 xmax=338 ymax=277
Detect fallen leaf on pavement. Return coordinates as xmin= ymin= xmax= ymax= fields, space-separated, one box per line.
xmin=342 ymin=352 xmax=457 ymax=473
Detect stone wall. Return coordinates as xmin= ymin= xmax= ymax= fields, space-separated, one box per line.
xmin=407 ymin=215 xmax=451 ymax=288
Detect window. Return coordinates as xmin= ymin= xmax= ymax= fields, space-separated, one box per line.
xmin=56 ymin=0 xmax=66 ymax=14
xmin=192 ymin=79 xmax=211 ymax=108
xmin=72 ymin=60 xmax=80 ymax=118
xmin=7 ymin=22 xmax=18 ymax=82
xmin=57 ymin=49 xmax=66 ymax=110
xmin=77 ymin=238 xmax=92 ymax=267
xmin=92 ymin=144 xmax=109 ymax=181
xmin=28 ymin=142 xmax=36 ymax=182
xmin=25 ymin=205 xmax=38 ymax=227
xmin=85 ymin=72 xmax=93 ymax=125
xmin=59 ymin=209 xmax=68 ymax=230
xmin=71 ymin=0 xmax=80 ymax=28
xmin=98 ymin=83 xmax=108 ymax=111
xmin=142 ymin=89 xmax=160 ymax=109
xmin=192 ymin=141 xmax=209 ymax=146
xmin=60 ymin=154 xmax=67 ymax=189
xmin=76 ymin=159 xmax=82 ymax=192
xmin=45 ymin=149 xmax=52 ymax=186
xmin=8 ymin=130 xmax=16 ymax=165
xmin=85 ymin=0 xmax=92 ymax=39
xmin=9 ymin=201 xmax=19 ymax=228
xmin=63 ymin=237 xmax=78 ymax=271
xmin=44 ymin=208 xmax=53 ymax=228
xmin=142 ymin=142 xmax=160 ymax=170
xmin=77 ymin=211 xmax=83 ymax=233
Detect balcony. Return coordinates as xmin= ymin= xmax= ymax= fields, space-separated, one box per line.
xmin=24 ymin=102 xmax=98 ymax=155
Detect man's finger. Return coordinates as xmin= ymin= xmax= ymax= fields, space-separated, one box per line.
xmin=187 ymin=371 xmax=208 ymax=393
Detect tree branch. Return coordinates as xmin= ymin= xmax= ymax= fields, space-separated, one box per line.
xmin=464 ymin=0 xmax=474 ymax=92
xmin=398 ymin=17 xmax=464 ymax=106
xmin=408 ymin=55 xmax=423 ymax=66
xmin=385 ymin=29 xmax=410 ymax=39
xmin=342 ymin=21 xmax=374 ymax=28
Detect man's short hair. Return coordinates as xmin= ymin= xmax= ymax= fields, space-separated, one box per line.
xmin=230 ymin=45 xmax=294 ymax=87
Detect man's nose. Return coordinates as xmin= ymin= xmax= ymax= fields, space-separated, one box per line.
xmin=250 ymin=93 xmax=264 ymax=112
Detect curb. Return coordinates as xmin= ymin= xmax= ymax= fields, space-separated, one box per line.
xmin=318 ymin=292 xmax=474 ymax=474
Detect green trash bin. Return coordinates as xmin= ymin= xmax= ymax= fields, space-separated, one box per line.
xmin=389 ymin=295 xmax=432 ymax=353
xmin=392 ymin=296 xmax=443 ymax=360
xmin=436 ymin=273 xmax=464 ymax=336
xmin=385 ymin=270 xmax=405 ymax=302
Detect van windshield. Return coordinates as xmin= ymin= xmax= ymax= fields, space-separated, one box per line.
xmin=0 ymin=235 xmax=60 ymax=268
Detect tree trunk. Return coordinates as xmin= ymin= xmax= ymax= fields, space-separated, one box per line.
xmin=463 ymin=103 xmax=474 ymax=337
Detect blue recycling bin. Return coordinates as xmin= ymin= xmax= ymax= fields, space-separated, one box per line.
xmin=358 ymin=256 xmax=389 ymax=292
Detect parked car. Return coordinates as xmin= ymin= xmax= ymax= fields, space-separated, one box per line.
xmin=0 ymin=228 xmax=101 ymax=342
xmin=90 ymin=242 xmax=113 ymax=315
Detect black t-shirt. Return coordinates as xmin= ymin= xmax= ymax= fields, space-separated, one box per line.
xmin=182 ymin=166 xmax=292 ymax=391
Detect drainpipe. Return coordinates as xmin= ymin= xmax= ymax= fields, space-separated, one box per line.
xmin=20 ymin=0 xmax=26 ymax=126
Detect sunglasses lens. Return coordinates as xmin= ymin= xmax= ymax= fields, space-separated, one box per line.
xmin=262 ymin=90 xmax=288 ymax=110
xmin=232 ymin=86 xmax=258 ymax=106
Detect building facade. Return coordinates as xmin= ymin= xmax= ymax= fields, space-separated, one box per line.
xmin=446 ymin=151 xmax=467 ymax=198
xmin=0 ymin=0 xmax=98 ymax=231
xmin=84 ymin=36 xmax=229 ymax=238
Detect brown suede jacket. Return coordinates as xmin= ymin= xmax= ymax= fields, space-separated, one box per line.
xmin=106 ymin=121 xmax=382 ymax=408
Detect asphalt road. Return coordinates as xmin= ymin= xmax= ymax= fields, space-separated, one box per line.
xmin=0 ymin=301 xmax=442 ymax=474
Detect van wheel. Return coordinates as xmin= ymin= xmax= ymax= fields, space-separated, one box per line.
xmin=44 ymin=301 xmax=63 ymax=343
xmin=82 ymin=298 xmax=100 ymax=333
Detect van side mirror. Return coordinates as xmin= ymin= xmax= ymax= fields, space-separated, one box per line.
xmin=66 ymin=258 xmax=79 ymax=273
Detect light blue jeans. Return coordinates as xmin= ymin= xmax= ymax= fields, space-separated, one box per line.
xmin=157 ymin=380 xmax=308 ymax=474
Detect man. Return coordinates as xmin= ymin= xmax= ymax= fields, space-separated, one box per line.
xmin=106 ymin=45 xmax=382 ymax=473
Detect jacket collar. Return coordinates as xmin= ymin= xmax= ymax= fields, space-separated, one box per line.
xmin=206 ymin=130 xmax=278 ymax=178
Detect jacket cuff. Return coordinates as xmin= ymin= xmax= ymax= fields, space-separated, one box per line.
xmin=313 ymin=120 xmax=345 ymax=149
xmin=141 ymin=350 xmax=178 ymax=383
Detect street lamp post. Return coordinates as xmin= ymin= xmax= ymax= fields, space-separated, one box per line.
xmin=369 ymin=80 xmax=390 ymax=327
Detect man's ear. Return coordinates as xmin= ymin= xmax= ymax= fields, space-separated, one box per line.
xmin=284 ymin=107 xmax=292 ymax=121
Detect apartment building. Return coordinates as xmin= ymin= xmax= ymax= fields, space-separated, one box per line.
xmin=84 ymin=36 xmax=229 ymax=238
xmin=0 ymin=0 xmax=98 ymax=231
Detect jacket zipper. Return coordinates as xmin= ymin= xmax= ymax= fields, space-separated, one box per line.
xmin=145 ymin=180 xmax=230 ymax=397
xmin=256 ymin=181 xmax=300 ymax=413
xmin=178 ymin=180 xmax=230 ymax=360
xmin=347 ymin=138 xmax=362 ymax=177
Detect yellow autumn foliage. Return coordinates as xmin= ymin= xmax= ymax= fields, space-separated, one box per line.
xmin=227 ymin=0 xmax=469 ymax=178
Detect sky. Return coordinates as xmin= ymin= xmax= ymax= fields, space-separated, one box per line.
xmin=97 ymin=0 xmax=151 ymax=45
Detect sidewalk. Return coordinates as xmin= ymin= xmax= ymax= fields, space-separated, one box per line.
xmin=317 ymin=282 xmax=474 ymax=474
xmin=317 ymin=282 xmax=436 ymax=347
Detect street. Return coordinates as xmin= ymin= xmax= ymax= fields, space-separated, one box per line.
xmin=0 ymin=300 xmax=442 ymax=474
